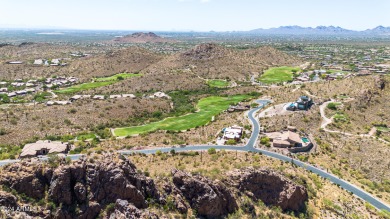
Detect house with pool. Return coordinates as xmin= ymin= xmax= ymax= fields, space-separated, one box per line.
xmin=263 ymin=127 xmax=313 ymax=152
xmin=286 ymin=96 xmax=313 ymax=111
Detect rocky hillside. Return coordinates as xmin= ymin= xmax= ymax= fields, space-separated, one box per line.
xmin=0 ymin=44 xmax=164 ymax=81
xmin=95 ymin=43 xmax=302 ymax=93
xmin=1 ymin=43 xmax=299 ymax=92
xmin=63 ymin=46 xmax=164 ymax=80
xmin=145 ymin=43 xmax=301 ymax=81
xmin=0 ymin=154 xmax=308 ymax=218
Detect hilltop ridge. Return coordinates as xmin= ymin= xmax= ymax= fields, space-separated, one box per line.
xmin=113 ymin=32 xmax=175 ymax=43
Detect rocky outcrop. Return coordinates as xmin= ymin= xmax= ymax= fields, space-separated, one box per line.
xmin=0 ymin=154 xmax=161 ymax=219
xmin=0 ymin=191 xmax=18 ymax=208
xmin=226 ymin=168 xmax=308 ymax=211
xmin=109 ymin=199 xmax=159 ymax=219
xmin=0 ymin=155 xmax=310 ymax=218
xmin=357 ymin=89 xmax=374 ymax=106
xmin=171 ymin=169 xmax=238 ymax=218
xmin=182 ymin=43 xmax=225 ymax=60
xmin=375 ymin=75 xmax=386 ymax=90
xmin=0 ymin=162 xmax=49 ymax=200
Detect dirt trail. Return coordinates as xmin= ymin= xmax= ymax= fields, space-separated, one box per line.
xmin=319 ymin=101 xmax=387 ymax=143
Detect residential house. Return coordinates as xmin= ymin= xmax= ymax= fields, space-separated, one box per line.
xmin=7 ymin=61 xmax=23 ymax=64
xmin=228 ymin=103 xmax=250 ymax=112
xmin=152 ymin=92 xmax=171 ymax=99
xmin=46 ymin=101 xmax=55 ymax=106
xmin=296 ymin=96 xmax=312 ymax=110
xmin=26 ymin=88 xmax=36 ymax=93
xmin=15 ymin=90 xmax=27 ymax=95
xmin=11 ymin=82 xmax=24 ymax=87
xmin=7 ymin=92 xmax=16 ymax=97
xmin=93 ymin=95 xmax=105 ymax=100
xmin=295 ymin=76 xmax=310 ymax=82
xmin=54 ymin=101 xmax=71 ymax=105
xmin=20 ymin=140 xmax=71 ymax=158
xmin=33 ymin=59 xmax=44 ymax=65
xmin=51 ymin=59 xmax=60 ymax=66
xmin=287 ymin=96 xmax=313 ymax=111
xmin=46 ymin=101 xmax=70 ymax=106
xmin=222 ymin=125 xmax=243 ymax=141
xmin=70 ymin=95 xmax=82 ymax=101
xmin=109 ymin=95 xmax=121 ymax=99
xmin=26 ymin=82 xmax=36 ymax=87
xmin=265 ymin=131 xmax=302 ymax=148
xmin=122 ymin=94 xmax=136 ymax=99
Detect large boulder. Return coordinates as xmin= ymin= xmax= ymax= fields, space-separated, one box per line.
xmin=171 ymin=169 xmax=238 ymax=218
xmin=0 ymin=191 xmax=18 ymax=208
xmin=226 ymin=168 xmax=308 ymax=211
xmin=109 ymin=199 xmax=159 ymax=219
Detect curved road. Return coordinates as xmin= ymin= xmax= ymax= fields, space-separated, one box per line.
xmin=119 ymin=99 xmax=390 ymax=212
xmin=0 ymin=99 xmax=389 ymax=212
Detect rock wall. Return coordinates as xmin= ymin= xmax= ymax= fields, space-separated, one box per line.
xmin=0 ymin=154 xmax=161 ymax=219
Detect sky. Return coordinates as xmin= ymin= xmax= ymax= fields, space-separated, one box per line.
xmin=0 ymin=0 xmax=389 ymax=31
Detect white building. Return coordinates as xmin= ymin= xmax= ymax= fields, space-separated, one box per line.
xmin=122 ymin=94 xmax=136 ymax=98
xmin=223 ymin=125 xmax=243 ymax=141
xmin=152 ymin=92 xmax=171 ymax=99
xmin=93 ymin=95 xmax=105 ymax=100
xmin=33 ymin=59 xmax=44 ymax=65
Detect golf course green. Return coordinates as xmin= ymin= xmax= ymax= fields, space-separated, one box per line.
xmin=207 ymin=79 xmax=230 ymax=88
xmin=258 ymin=66 xmax=300 ymax=84
xmin=94 ymin=73 xmax=142 ymax=82
xmin=114 ymin=95 xmax=249 ymax=136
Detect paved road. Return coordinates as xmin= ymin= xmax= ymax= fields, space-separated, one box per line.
xmin=0 ymin=99 xmax=389 ymax=212
xmin=119 ymin=99 xmax=390 ymax=212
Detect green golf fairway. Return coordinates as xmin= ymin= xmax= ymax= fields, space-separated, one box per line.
xmin=114 ymin=95 xmax=249 ymax=136
xmin=55 ymin=73 xmax=142 ymax=94
xmin=258 ymin=66 xmax=300 ymax=84
xmin=55 ymin=81 xmax=115 ymax=94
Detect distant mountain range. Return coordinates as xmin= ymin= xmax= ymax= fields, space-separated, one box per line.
xmin=249 ymin=25 xmax=390 ymax=35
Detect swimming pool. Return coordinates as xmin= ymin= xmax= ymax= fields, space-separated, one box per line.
xmin=302 ymin=137 xmax=310 ymax=143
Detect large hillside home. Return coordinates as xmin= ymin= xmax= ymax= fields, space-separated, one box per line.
xmin=265 ymin=131 xmax=302 ymax=148
xmin=287 ymin=96 xmax=313 ymax=111
xmin=20 ymin=140 xmax=71 ymax=158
